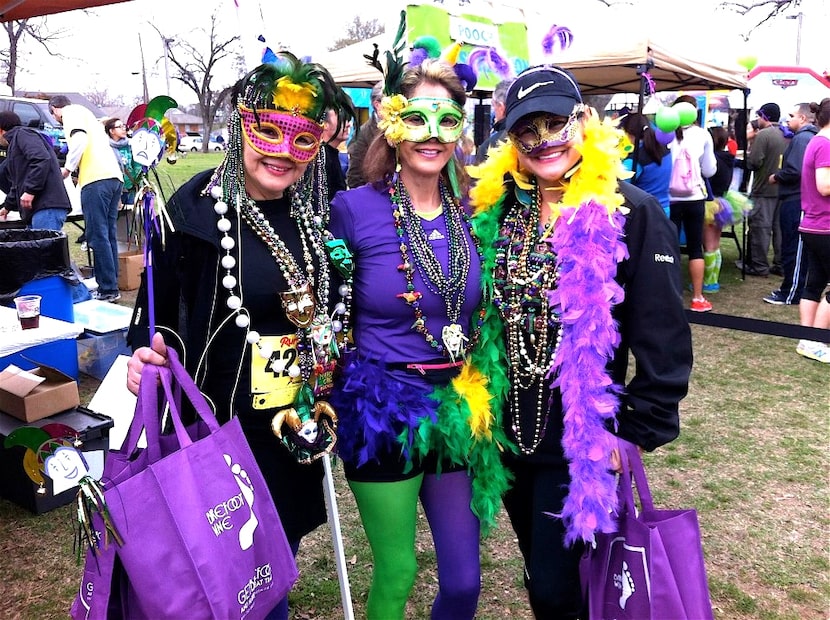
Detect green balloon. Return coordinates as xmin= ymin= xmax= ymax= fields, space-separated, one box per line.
xmin=737 ymin=54 xmax=758 ymax=72
xmin=654 ymin=106 xmax=680 ymax=133
xmin=674 ymin=101 xmax=698 ymax=126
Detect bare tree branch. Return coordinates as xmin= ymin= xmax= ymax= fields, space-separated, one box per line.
xmin=721 ymin=0 xmax=801 ymax=33
xmin=151 ymin=13 xmax=240 ymax=151
xmin=1 ymin=18 xmax=67 ymax=92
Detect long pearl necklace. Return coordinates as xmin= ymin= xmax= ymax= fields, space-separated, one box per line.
xmin=494 ymin=188 xmax=564 ymax=455
xmin=210 ymin=184 xmax=348 ymax=383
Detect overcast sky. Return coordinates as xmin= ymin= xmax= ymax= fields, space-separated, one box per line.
xmin=11 ymin=0 xmax=828 ymax=106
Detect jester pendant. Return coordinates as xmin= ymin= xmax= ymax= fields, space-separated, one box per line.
xmin=279 ymin=282 xmax=316 ymax=328
xmin=270 ymin=383 xmax=337 ymax=464
xmin=441 ymin=323 xmax=468 ymax=362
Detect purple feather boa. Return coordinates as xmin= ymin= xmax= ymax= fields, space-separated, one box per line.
xmin=546 ymin=200 xmax=628 ymax=545
xmin=329 ymin=355 xmax=437 ymax=468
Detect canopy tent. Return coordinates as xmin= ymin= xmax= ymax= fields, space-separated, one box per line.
xmin=317 ymin=6 xmax=748 ymax=98
xmin=0 ymin=0 xmax=131 ymax=21
xmin=527 ymin=15 xmax=748 ymax=98
xmin=549 ymin=39 xmax=748 ymax=97
xmin=313 ymin=34 xmax=389 ymax=90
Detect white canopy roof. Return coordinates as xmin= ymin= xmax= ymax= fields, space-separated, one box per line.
xmin=315 ymin=6 xmax=748 ymax=96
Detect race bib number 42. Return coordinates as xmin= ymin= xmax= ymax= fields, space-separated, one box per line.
xmin=250 ymin=334 xmax=302 ymax=410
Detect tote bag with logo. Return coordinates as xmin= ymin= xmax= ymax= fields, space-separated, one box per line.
xmin=71 ymin=349 xmax=298 ymax=620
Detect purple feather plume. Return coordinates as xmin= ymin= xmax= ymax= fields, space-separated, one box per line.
xmin=467 ymin=47 xmax=512 ymax=80
xmin=545 ymin=200 xmax=628 ymax=545
xmin=409 ymin=47 xmax=430 ymax=69
xmin=454 ymin=63 xmax=477 ymax=92
xmin=542 ymin=25 xmax=574 ymax=56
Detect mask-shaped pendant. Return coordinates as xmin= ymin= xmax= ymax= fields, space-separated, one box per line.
xmin=441 ymin=323 xmax=468 ymax=362
xmin=280 ymin=283 xmax=317 ymax=328
xmin=325 ymin=238 xmax=354 ymax=278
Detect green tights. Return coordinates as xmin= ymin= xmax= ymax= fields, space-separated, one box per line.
xmin=349 ymin=476 xmax=422 ymax=619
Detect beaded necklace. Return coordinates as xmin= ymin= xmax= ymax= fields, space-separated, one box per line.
xmin=390 ymin=178 xmax=485 ymax=360
xmin=493 ymin=186 xmax=564 ymax=455
xmin=210 ymin=181 xmax=349 ymax=400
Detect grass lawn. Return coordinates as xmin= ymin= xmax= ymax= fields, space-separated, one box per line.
xmin=0 ymin=152 xmax=827 ymax=618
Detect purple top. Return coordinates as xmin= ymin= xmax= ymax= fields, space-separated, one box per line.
xmin=800 ymin=135 xmax=830 ymax=234
xmin=329 ymin=183 xmax=483 ymax=363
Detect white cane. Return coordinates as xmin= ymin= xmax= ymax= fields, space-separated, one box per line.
xmin=322 ymin=453 xmax=354 ymax=619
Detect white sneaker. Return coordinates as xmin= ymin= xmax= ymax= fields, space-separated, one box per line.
xmin=796 ymin=341 xmax=830 ymax=364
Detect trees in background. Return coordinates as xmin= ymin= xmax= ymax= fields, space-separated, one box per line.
xmin=1 ymin=19 xmax=66 ymax=92
xmin=154 ymin=13 xmax=240 ymax=153
xmin=329 ymin=16 xmax=385 ymax=52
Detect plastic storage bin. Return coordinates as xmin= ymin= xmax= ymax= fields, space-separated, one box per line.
xmin=77 ymin=330 xmax=129 ymax=381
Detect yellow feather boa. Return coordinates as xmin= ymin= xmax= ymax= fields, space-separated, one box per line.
xmin=468 ymin=115 xmax=633 ymax=217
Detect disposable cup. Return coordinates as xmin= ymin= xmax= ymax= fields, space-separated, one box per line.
xmin=13 ymin=294 xmax=41 ymax=330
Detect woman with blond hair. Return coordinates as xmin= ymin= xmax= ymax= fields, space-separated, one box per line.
xmin=329 ymin=58 xmax=510 ymax=619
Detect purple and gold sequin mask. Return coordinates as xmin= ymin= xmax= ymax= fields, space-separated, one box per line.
xmin=239 ymin=105 xmax=324 ymax=163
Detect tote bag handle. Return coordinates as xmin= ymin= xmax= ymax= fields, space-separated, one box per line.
xmin=618 ymin=440 xmax=656 ymax=514
xmin=132 ymin=349 xmax=222 ymax=462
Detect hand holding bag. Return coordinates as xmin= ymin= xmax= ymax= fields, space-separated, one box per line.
xmin=71 ymin=349 xmax=298 ymax=619
xmin=581 ymin=441 xmax=714 ymax=620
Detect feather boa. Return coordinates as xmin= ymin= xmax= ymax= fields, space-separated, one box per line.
xmin=470 ymin=115 xmax=630 ymax=544
xmin=331 ymin=356 xmax=511 ymax=533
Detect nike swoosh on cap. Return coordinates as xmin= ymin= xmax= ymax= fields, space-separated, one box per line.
xmin=517 ymin=81 xmax=556 ymax=99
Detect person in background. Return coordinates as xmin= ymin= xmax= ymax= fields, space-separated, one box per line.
xmin=668 ymin=94 xmax=717 ymax=312
xmin=329 ymin=58 xmax=510 ymax=620
xmin=619 ymin=111 xmax=673 ymax=217
xmin=50 ymin=95 xmax=124 ymax=302
xmin=737 ymin=118 xmax=760 ymax=193
xmin=474 ymin=78 xmax=514 ymax=164
xmin=726 ymin=128 xmax=738 ymax=156
xmin=701 ymin=126 xmax=736 ymax=293
xmin=469 ymin=65 xmax=692 ymax=618
xmin=320 ymin=107 xmax=351 ymax=197
xmin=795 ymin=98 xmax=830 ymax=363
xmin=764 ymin=102 xmax=817 ymax=305
xmin=104 ymin=117 xmax=142 ymax=207
xmin=741 ymin=102 xmax=787 ymax=277
xmin=346 ymin=80 xmax=383 ymax=188
xmin=0 ymin=111 xmax=71 ymax=230
xmin=125 ymin=55 xmax=356 ymax=620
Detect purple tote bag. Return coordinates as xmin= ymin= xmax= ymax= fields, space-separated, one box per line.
xmin=71 ymin=349 xmax=298 ymax=620
xmin=581 ymin=442 xmax=714 ymax=620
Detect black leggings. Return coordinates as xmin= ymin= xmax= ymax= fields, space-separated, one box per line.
xmin=670 ymin=199 xmax=705 ymax=260
xmin=502 ymin=459 xmax=586 ymax=619
xmin=800 ymin=232 xmax=830 ymax=303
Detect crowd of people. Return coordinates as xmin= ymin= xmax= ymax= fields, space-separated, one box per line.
xmin=1 ymin=31 xmax=826 ymax=620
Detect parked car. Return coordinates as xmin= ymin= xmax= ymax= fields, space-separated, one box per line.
xmin=0 ymin=95 xmax=67 ymax=164
xmin=177 ymin=134 xmax=224 ymax=153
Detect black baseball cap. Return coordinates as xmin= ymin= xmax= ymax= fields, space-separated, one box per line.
xmin=504 ymin=65 xmax=583 ymax=132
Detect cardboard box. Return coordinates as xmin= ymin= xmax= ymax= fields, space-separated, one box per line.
xmin=77 ymin=330 xmax=129 ymax=381
xmin=117 ymin=250 xmax=144 ymax=291
xmin=0 ymin=363 xmax=80 ymax=422
xmin=0 ymin=406 xmax=113 ymax=513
